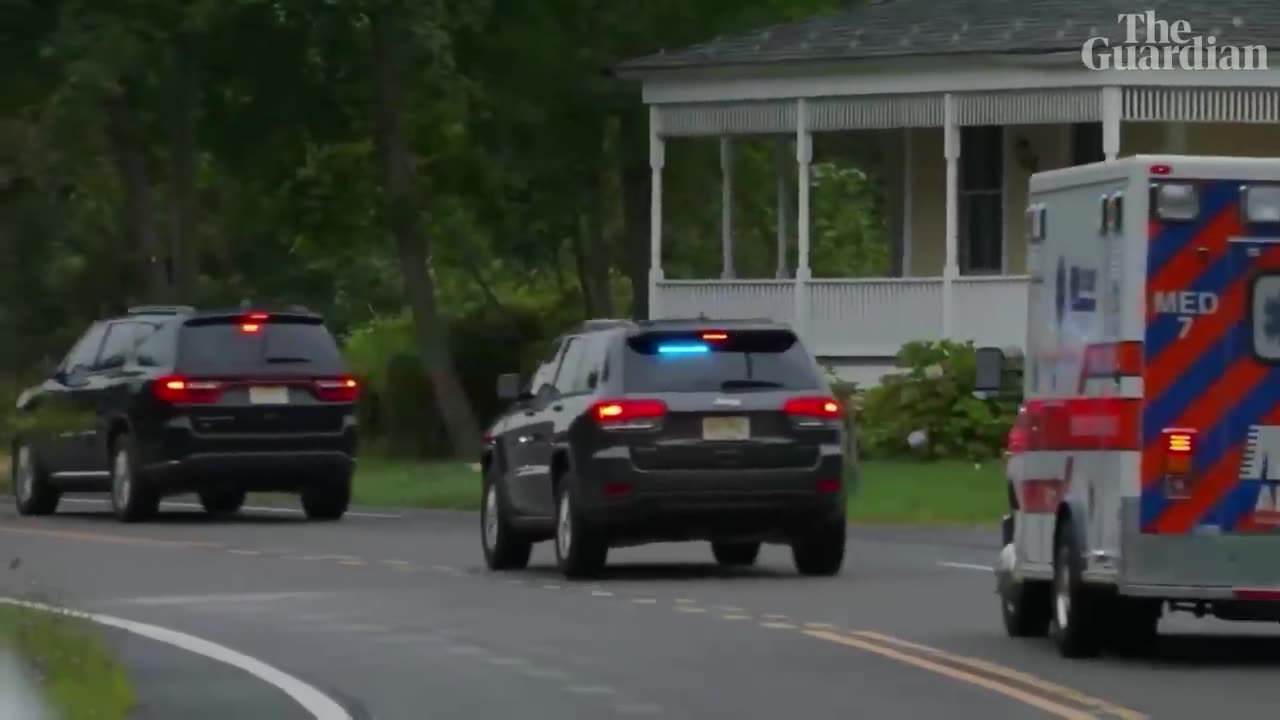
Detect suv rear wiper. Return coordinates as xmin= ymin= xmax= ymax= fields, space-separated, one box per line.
xmin=719 ymin=379 xmax=784 ymax=390
xmin=265 ymin=356 xmax=311 ymax=364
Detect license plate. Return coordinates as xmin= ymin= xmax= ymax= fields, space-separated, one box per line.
xmin=702 ymin=416 xmax=749 ymax=441
xmin=248 ymin=386 xmax=289 ymax=405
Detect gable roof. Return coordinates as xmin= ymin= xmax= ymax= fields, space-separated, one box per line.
xmin=617 ymin=0 xmax=1280 ymax=74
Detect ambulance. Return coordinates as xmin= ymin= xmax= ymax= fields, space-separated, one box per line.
xmin=974 ymin=154 xmax=1280 ymax=658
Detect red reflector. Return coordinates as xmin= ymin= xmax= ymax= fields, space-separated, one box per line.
xmin=604 ymin=482 xmax=631 ymax=497
xmin=152 ymin=376 xmax=223 ymax=404
xmin=313 ymin=377 xmax=359 ymax=402
xmin=1150 ymin=164 xmax=1172 ymax=175
xmin=591 ymin=399 xmax=666 ymax=423
xmin=783 ymin=396 xmax=842 ymax=419
xmin=1234 ymin=589 xmax=1280 ymax=602
xmin=701 ymin=331 xmax=728 ymax=341
xmin=815 ymin=478 xmax=840 ymax=494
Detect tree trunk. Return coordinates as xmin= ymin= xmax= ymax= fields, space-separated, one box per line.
xmin=105 ymin=86 xmax=167 ymax=303
xmin=370 ymin=6 xmax=482 ymax=459
xmin=618 ymin=108 xmax=649 ymax=320
xmin=169 ymin=33 xmax=198 ymax=300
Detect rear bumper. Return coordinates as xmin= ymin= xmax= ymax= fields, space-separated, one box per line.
xmin=137 ymin=415 xmax=357 ymax=493
xmin=575 ymin=448 xmax=846 ymax=541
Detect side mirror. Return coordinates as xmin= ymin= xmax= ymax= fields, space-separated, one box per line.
xmin=496 ymin=373 xmax=521 ymax=401
xmin=974 ymin=346 xmax=1006 ymax=392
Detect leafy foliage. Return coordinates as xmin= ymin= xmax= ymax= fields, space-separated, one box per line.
xmin=857 ymin=340 xmax=1020 ymax=461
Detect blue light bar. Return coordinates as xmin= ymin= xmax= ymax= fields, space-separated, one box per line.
xmin=657 ymin=342 xmax=710 ymax=355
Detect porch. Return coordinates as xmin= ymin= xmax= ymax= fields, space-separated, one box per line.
xmin=624 ymin=27 xmax=1280 ymax=376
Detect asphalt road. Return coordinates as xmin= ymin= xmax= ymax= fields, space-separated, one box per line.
xmin=3 ymin=496 xmax=1280 ymax=720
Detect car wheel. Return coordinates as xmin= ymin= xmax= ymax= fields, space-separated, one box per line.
xmin=481 ymin=469 xmax=532 ymax=571
xmin=1049 ymin=519 xmax=1104 ymax=658
xmin=791 ymin=519 xmax=845 ymax=576
xmin=554 ymin=472 xmax=607 ymax=580
xmin=110 ymin=435 xmax=159 ymax=523
xmin=199 ymin=490 xmax=246 ymax=518
xmin=711 ymin=542 xmax=760 ymax=567
xmin=999 ymin=577 xmax=1052 ymax=638
xmin=301 ymin=474 xmax=351 ymax=521
xmin=12 ymin=443 xmax=60 ymax=516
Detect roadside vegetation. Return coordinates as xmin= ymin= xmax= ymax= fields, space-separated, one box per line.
xmin=0 ymin=602 xmax=134 ymax=720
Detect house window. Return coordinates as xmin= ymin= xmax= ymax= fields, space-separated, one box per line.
xmin=960 ymin=125 xmax=1003 ymax=275
xmin=1071 ymin=122 xmax=1104 ymax=165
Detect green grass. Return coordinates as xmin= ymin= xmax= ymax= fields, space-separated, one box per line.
xmin=351 ymin=457 xmax=1006 ymax=526
xmin=0 ymin=603 xmax=134 ymax=720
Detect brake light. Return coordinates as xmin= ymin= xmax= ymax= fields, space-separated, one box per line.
xmin=590 ymin=398 xmax=666 ymax=431
xmin=313 ymin=377 xmax=359 ymax=402
xmin=701 ymin=331 xmax=727 ymax=341
xmin=241 ymin=323 xmax=261 ymax=333
xmin=1162 ymin=427 xmax=1196 ymax=498
xmin=783 ymin=396 xmax=842 ymax=418
xmin=246 ymin=312 xmax=269 ymax=321
xmin=152 ymin=376 xmax=223 ymax=404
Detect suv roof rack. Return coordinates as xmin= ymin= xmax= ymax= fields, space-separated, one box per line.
xmin=127 ymin=305 xmax=196 ymax=316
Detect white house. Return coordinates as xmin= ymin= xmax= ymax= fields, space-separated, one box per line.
xmin=617 ymin=0 xmax=1280 ymax=385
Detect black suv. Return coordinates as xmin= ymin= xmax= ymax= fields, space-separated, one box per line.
xmin=480 ymin=318 xmax=849 ymax=579
xmin=10 ymin=305 xmax=359 ymax=523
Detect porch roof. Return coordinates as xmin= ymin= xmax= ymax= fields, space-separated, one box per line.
xmin=617 ymin=0 xmax=1280 ymax=74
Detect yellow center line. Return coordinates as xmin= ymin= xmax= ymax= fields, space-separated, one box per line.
xmin=804 ymin=630 xmax=1098 ymax=720
xmin=850 ymin=631 xmax=1147 ymax=720
xmin=0 ymin=525 xmax=218 ymax=549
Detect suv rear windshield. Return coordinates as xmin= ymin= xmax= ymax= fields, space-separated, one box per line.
xmin=177 ymin=317 xmax=345 ymax=375
xmin=622 ymin=329 xmax=821 ymax=392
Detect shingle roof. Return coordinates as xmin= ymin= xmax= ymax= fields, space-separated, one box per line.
xmin=617 ymin=0 xmax=1280 ymax=73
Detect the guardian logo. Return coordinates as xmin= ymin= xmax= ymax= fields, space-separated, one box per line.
xmin=1082 ymin=12 xmax=1268 ymax=71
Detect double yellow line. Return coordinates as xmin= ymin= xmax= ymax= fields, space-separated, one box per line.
xmin=806 ymin=629 xmax=1146 ymax=719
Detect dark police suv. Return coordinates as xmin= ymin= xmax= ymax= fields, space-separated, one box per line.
xmin=480 ymin=318 xmax=849 ymax=579
xmin=10 ymin=305 xmax=359 ymax=523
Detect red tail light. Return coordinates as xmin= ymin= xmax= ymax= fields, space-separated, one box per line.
xmin=590 ymin=398 xmax=666 ymax=431
xmin=815 ymin=478 xmax=841 ymax=494
xmin=1162 ymin=427 xmax=1196 ymax=498
xmin=313 ymin=377 xmax=359 ymax=402
xmin=783 ymin=396 xmax=842 ymax=419
xmin=152 ymin=376 xmax=223 ymax=404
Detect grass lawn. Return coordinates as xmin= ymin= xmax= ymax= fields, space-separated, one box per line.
xmin=0 ymin=603 xmax=134 ymax=720
xmin=351 ymin=457 xmax=1006 ymax=526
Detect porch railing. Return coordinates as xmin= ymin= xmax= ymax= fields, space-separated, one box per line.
xmin=653 ymin=275 xmax=1030 ymax=358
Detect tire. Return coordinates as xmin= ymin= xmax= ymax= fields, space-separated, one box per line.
xmin=553 ymin=472 xmax=607 ymax=580
xmin=110 ymin=435 xmax=159 ymax=523
xmin=711 ymin=542 xmax=760 ymax=567
xmin=1000 ymin=577 xmax=1052 ymax=638
xmin=1049 ymin=519 xmax=1105 ymax=658
xmin=301 ymin=474 xmax=351 ymax=521
xmin=199 ymin=489 xmax=246 ymax=518
xmin=12 ymin=443 xmax=60 ymax=516
xmin=481 ymin=468 xmax=532 ymax=571
xmin=791 ymin=519 xmax=846 ymax=576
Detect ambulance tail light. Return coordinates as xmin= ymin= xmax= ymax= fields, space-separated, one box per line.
xmin=1162 ymin=428 xmax=1196 ymax=499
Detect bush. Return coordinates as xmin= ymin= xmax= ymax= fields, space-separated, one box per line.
xmin=856 ymin=339 xmax=1019 ymax=461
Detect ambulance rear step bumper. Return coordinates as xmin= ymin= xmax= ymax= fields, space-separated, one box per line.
xmin=1122 ymin=584 xmax=1280 ymax=621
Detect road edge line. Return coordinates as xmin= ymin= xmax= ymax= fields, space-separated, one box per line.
xmin=0 ymin=597 xmax=352 ymax=720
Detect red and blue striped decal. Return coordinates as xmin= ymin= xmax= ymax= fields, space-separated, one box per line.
xmin=1140 ymin=179 xmax=1280 ymax=533
xmin=1140 ymin=180 xmax=1247 ymax=533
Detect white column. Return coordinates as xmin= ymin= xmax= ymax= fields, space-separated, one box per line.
xmin=902 ymin=128 xmax=914 ymax=277
xmin=775 ymin=137 xmax=790 ymax=279
xmin=648 ymin=106 xmax=665 ymax=319
xmin=942 ymin=93 xmax=959 ymax=339
xmin=794 ymin=99 xmax=813 ymax=343
xmin=720 ymin=136 xmax=735 ymax=279
xmin=1102 ymin=86 xmax=1122 ymax=161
